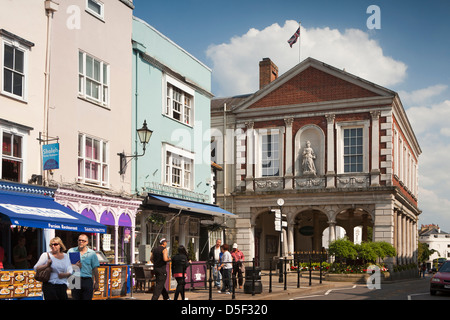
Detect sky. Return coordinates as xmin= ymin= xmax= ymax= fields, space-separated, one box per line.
xmin=132 ymin=0 xmax=450 ymax=232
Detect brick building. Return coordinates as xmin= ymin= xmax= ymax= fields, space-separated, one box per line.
xmin=211 ymin=57 xmax=421 ymax=268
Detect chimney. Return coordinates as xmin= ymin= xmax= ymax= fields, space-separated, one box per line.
xmin=259 ymin=58 xmax=278 ymax=89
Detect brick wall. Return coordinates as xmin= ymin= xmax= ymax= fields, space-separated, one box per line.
xmin=249 ymin=66 xmax=380 ymax=109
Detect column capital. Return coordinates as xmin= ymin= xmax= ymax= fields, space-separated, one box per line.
xmin=325 ymin=113 xmax=335 ymax=124
xmin=284 ymin=117 xmax=294 ymax=127
xmin=370 ymin=110 xmax=381 ymax=120
xmin=245 ymin=121 xmax=254 ymax=129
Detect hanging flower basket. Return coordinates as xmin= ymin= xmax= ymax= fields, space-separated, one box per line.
xmin=147 ymin=213 xmax=166 ymax=226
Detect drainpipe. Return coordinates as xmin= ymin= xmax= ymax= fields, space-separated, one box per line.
xmin=43 ymin=1 xmax=58 ymax=186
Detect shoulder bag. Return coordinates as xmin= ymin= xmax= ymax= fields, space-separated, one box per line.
xmin=35 ymin=253 xmax=52 ymax=283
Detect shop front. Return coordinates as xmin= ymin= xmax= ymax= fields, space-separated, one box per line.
xmin=0 ymin=181 xmax=107 ymax=299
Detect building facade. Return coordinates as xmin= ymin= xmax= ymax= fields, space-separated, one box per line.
xmin=0 ymin=0 xmax=141 ymax=265
xmin=46 ymin=0 xmax=141 ymax=264
xmin=131 ymin=17 xmax=233 ymax=262
xmin=419 ymin=224 xmax=450 ymax=269
xmin=211 ymin=57 xmax=421 ymax=268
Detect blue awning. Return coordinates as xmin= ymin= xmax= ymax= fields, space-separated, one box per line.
xmin=147 ymin=194 xmax=236 ymax=218
xmin=0 ymin=191 xmax=106 ymax=233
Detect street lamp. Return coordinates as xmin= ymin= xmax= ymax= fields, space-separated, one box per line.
xmin=118 ymin=120 xmax=153 ymax=175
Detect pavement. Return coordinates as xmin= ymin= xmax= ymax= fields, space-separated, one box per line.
xmin=122 ymin=271 xmax=358 ymax=301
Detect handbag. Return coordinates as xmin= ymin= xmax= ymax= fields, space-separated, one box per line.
xmin=35 ymin=253 xmax=52 ymax=283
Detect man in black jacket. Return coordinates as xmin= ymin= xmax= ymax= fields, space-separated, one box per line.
xmin=150 ymin=238 xmax=171 ymax=300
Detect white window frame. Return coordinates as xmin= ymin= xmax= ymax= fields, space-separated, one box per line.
xmin=163 ymin=144 xmax=194 ymax=190
xmin=1 ymin=38 xmax=29 ymax=101
xmin=78 ymin=50 xmax=109 ymax=107
xmin=164 ymin=74 xmax=194 ymax=126
xmin=336 ymin=120 xmax=370 ymax=174
xmin=0 ymin=126 xmax=26 ymax=183
xmin=78 ymin=133 xmax=109 ymax=187
xmin=255 ymin=128 xmax=284 ymax=178
xmin=86 ymin=0 xmax=105 ymax=21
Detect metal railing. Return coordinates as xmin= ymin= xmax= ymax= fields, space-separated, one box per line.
xmin=130 ymin=252 xmax=328 ymax=300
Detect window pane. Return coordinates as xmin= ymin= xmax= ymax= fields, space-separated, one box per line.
xmin=79 ymin=52 xmax=84 ymax=73
xmin=14 ymin=50 xmax=24 ymax=73
xmin=88 ymin=0 xmax=102 ymax=15
xmin=102 ymin=142 xmax=107 ymax=162
xmin=13 ymin=72 xmax=23 ymax=96
xmin=92 ymin=139 xmax=100 ymax=160
xmin=343 ymin=128 xmax=363 ymax=173
xmin=2 ymin=158 xmax=21 ymax=182
xmin=103 ymin=64 xmax=108 ymax=85
xmin=2 ymin=133 xmax=12 ymax=155
xmin=4 ymin=44 xmax=13 ymax=69
xmin=93 ymin=59 xmax=100 ymax=81
xmin=261 ymin=133 xmax=279 ymax=176
xmin=13 ymin=135 xmax=22 ymax=158
xmin=86 ymin=138 xmax=92 ymax=158
xmin=86 ymin=56 xmax=93 ymax=78
xmin=3 ymin=69 xmax=12 ymax=93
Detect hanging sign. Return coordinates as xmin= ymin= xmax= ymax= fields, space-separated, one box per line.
xmin=42 ymin=143 xmax=60 ymax=170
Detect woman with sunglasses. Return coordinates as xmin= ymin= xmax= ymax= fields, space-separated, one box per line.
xmin=34 ymin=237 xmax=73 ymax=300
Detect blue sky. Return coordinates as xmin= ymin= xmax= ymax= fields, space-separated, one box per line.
xmin=133 ymin=0 xmax=450 ymax=231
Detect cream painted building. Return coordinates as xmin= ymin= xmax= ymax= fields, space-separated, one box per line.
xmin=0 ymin=0 xmax=141 ymax=265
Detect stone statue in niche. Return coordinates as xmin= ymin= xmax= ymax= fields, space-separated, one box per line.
xmin=302 ymin=140 xmax=316 ymax=175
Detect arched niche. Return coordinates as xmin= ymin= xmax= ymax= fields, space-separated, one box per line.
xmin=294 ymin=124 xmax=325 ymax=176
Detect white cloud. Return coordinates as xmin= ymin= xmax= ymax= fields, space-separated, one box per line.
xmin=407 ymin=100 xmax=450 ymax=135
xmin=417 ymin=187 xmax=450 ymax=230
xmin=206 ymin=20 xmax=407 ymax=96
xmin=399 ymin=84 xmax=448 ymax=107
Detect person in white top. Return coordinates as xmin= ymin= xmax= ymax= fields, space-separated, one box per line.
xmin=218 ymin=244 xmax=232 ymax=294
xmin=34 ymin=237 xmax=73 ymax=300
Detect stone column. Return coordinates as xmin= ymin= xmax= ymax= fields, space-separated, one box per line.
xmin=245 ymin=121 xmax=254 ymax=191
xmin=284 ymin=118 xmax=294 ymax=190
xmin=396 ymin=211 xmax=402 ymax=264
xmin=287 ymin=220 xmax=295 ymax=255
xmin=325 ymin=114 xmax=335 ymax=188
xmin=370 ymin=111 xmax=381 ymax=186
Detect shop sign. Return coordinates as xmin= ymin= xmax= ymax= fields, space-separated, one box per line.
xmin=42 ymin=143 xmax=60 ymax=170
xmin=299 ymin=226 xmax=314 ymax=236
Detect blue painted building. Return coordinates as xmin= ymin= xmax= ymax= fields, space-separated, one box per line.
xmin=131 ymin=17 xmax=233 ymax=261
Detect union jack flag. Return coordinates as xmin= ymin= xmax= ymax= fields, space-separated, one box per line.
xmin=288 ymin=27 xmax=300 ymax=48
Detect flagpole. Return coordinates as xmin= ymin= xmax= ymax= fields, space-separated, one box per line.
xmin=298 ymin=21 xmax=301 ymax=63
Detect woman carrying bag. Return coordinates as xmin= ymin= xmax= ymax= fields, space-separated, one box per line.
xmin=34 ymin=237 xmax=73 ymax=300
xmin=171 ymin=245 xmax=191 ymax=300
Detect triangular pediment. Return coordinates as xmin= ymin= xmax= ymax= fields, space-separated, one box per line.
xmin=232 ymin=57 xmax=395 ymax=113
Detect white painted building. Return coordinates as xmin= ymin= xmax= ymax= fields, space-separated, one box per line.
xmin=419 ymin=225 xmax=450 ymax=268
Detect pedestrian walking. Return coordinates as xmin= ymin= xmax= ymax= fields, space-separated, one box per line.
xmin=218 ymin=244 xmax=232 ymax=294
xmin=231 ymin=243 xmax=245 ymax=289
xmin=421 ymin=262 xmax=427 ymax=278
xmin=34 ymin=237 xmax=73 ymax=300
xmin=209 ymin=239 xmax=222 ymax=289
xmin=150 ymin=238 xmax=171 ymax=300
xmin=171 ymin=245 xmax=190 ymax=300
xmin=68 ymin=234 xmax=100 ymax=300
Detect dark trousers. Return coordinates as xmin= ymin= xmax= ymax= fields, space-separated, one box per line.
xmin=232 ymin=265 xmax=244 ymax=288
xmin=152 ymin=267 xmax=169 ymax=300
xmin=174 ymin=277 xmax=186 ymax=300
xmin=71 ymin=277 xmax=94 ymax=300
xmin=221 ymin=268 xmax=232 ymax=292
xmin=43 ymin=282 xmax=68 ymax=300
